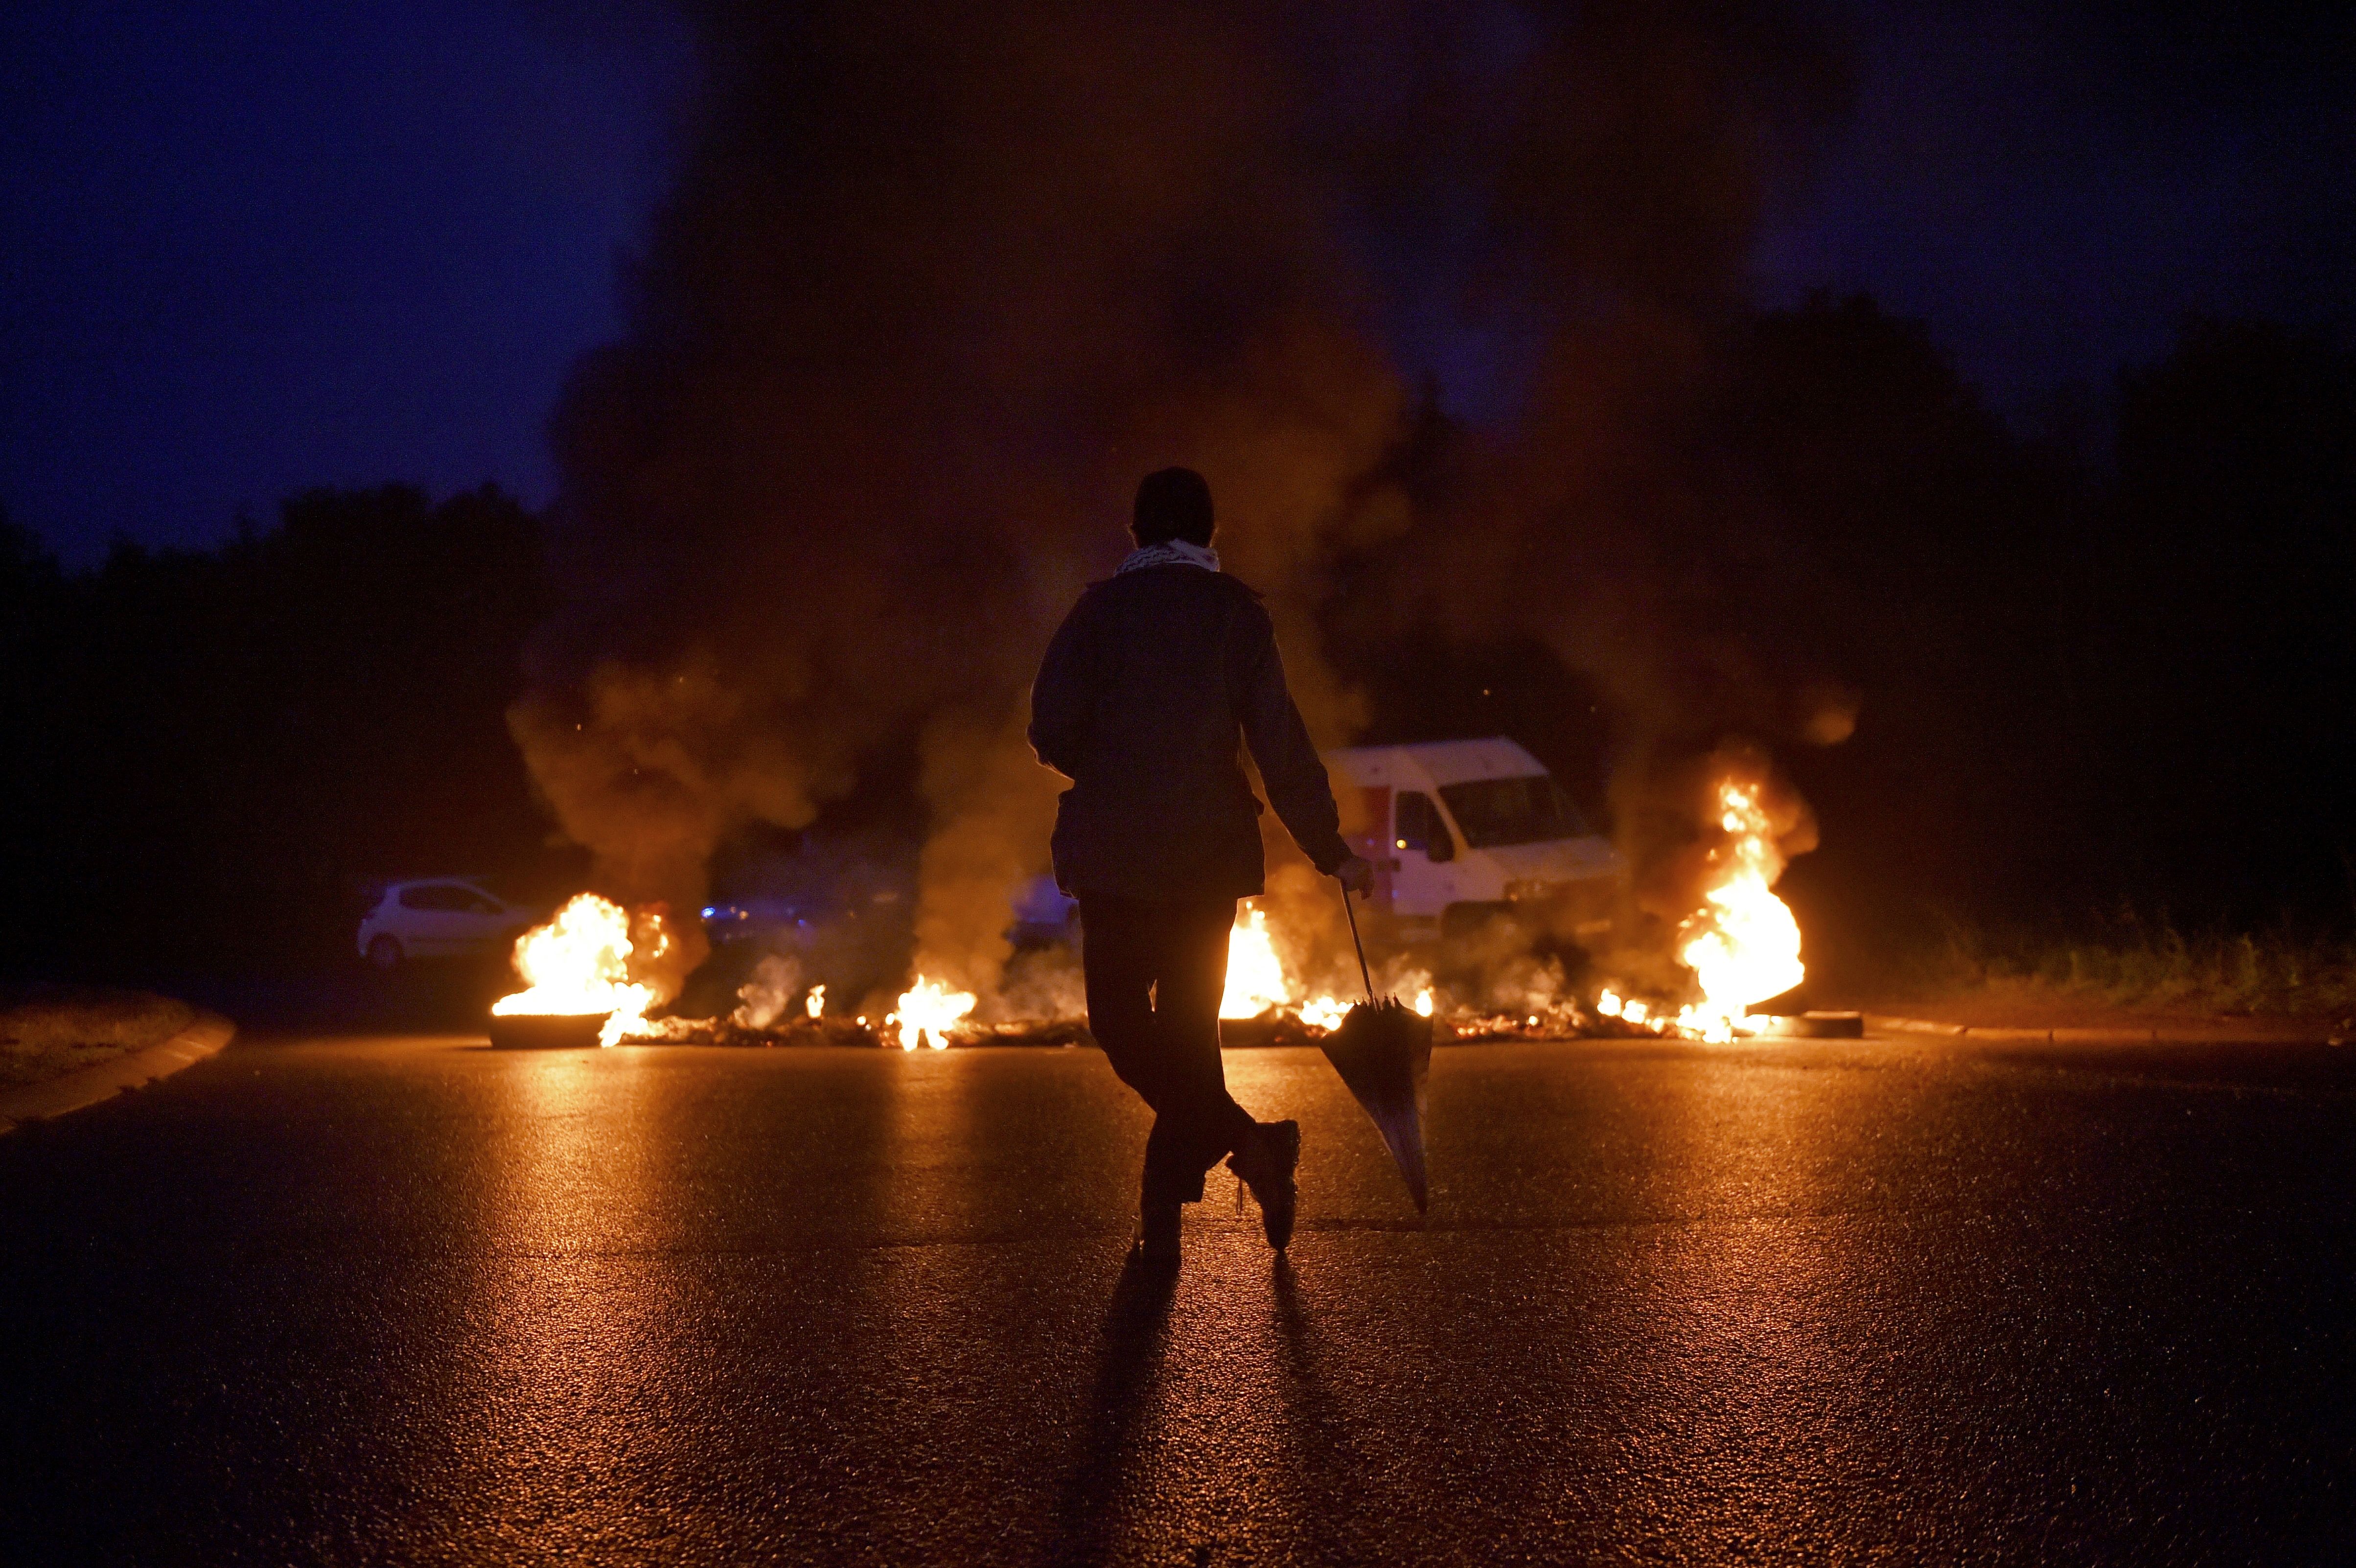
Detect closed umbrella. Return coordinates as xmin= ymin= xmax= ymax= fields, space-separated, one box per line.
xmin=1321 ymin=879 xmax=1435 ymax=1212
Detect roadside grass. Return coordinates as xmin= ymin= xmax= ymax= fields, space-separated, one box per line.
xmin=0 ymin=986 xmax=197 ymax=1093
xmin=1924 ymin=911 xmax=2356 ymax=1019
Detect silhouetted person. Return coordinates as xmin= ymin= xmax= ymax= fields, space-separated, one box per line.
xmin=1030 ymin=467 xmax=1373 ymax=1266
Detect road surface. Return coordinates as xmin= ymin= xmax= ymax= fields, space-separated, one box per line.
xmin=4 ymin=1031 xmax=2353 ymax=1564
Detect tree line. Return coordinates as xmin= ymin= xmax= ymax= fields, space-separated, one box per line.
xmin=1 ymin=485 xmax=557 ymax=976
xmin=1 ymin=300 xmax=2349 ymax=983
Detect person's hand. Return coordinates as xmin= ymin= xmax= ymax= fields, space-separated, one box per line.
xmin=1334 ymin=853 xmax=1375 ymax=897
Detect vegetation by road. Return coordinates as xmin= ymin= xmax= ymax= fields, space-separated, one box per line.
xmin=1867 ymin=916 xmax=2356 ymax=1036
xmin=0 ymin=987 xmax=198 ymax=1093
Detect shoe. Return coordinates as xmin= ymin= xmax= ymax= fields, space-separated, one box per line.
xmin=1136 ymin=1201 xmax=1181 ymax=1267
xmin=1226 ymin=1120 xmax=1300 ymax=1251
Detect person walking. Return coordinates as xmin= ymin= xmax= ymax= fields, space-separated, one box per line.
xmin=1029 ymin=467 xmax=1374 ymax=1267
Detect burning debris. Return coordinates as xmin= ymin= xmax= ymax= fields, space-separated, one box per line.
xmin=490 ymin=893 xmax=678 ymax=1048
xmin=1582 ymin=747 xmax=1819 ymax=1041
xmin=1217 ymin=898 xmax=1433 ymax=1033
xmin=1670 ymin=779 xmax=1806 ymax=1038
xmin=1677 ymin=777 xmax=1800 ymax=1021
xmin=490 ymin=737 xmax=1822 ymax=1051
xmin=888 ymin=976 xmax=978 ymax=1053
xmin=1220 ymin=906 xmax=1291 ymax=1021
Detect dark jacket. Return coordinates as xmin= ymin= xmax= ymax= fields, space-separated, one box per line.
xmin=1029 ymin=564 xmax=1351 ymax=900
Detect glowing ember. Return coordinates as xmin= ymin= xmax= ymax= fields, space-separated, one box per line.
xmin=491 ymin=893 xmax=664 ymax=1047
xmin=890 ymin=976 xmax=975 ymax=1051
xmin=1672 ymin=779 xmax=1804 ymax=1041
xmin=1220 ymin=905 xmax=1292 ymax=1019
xmin=805 ymin=983 xmax=826 ymax=1020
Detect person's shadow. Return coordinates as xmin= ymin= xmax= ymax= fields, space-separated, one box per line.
xmin=1047 ymin=1250 xmax=1178 ymax=1565
xmin=1048 ymin=1253 xmax=1356 ymax=1566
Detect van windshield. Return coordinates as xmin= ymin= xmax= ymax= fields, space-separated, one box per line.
xmin=1438 ymin=776 xmax=1585 ymax=848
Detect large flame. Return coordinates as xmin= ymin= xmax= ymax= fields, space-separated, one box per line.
xmin=1218 ymin=901 xmax=1426 ymax=1030
xmin=1670 ymin=780 xmax=1804 ymax=1040
xmin=889 ymin=976 xmax=976 ymax=1051
xmin=491 ymin=893 xmax=667 ymax=1047
xmin=1220 ymin=905 xmax=1293 ymax=1019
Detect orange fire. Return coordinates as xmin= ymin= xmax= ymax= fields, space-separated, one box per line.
xmin=1635 ymin=778 xmax=1804 ymax=1041
xmin=491 ymin=893 xmax=672 ymax=1047
xmin=1218 ymin=900 xmax=1428 ymax=1031
xmin=889 ymin=975 xmax=976 ymax=1051
xmin=1220 ymin=906 xmax=1292 ymax=1019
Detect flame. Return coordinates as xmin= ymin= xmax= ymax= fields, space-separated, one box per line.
xmin=1298 ymin=995 xmax=1348 ymax=1031
xmin=890 ymin=976 xmax=975 ymax=1051
xmin=491 ymin=893 xmax=664 ymax=1047
xmin=1220 ymin=905 xmax=1292 ymax=1019
xmin=805 ymin=983 xmax=826 ymax=1020
xmin=1671 ymin=779 xmax=1804 ymax=1041
xmin=1216 ymin=901 xmax=1415 ymax=1033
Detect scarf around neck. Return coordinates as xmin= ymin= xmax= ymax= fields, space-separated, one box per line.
xmin=1116 ymin=539 xmax=1222 ymax=576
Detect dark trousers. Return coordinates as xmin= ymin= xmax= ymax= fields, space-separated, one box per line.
xmin=1079 ymin=894 xmax=1258 ymax=1209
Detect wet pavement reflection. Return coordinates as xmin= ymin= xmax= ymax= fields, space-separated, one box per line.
xmin=2 ymin=1034 xmax=2354 ymax=1563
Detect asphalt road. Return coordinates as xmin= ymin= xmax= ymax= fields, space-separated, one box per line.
xmin=4 ymin=1030 xmax=2354 ymax=1565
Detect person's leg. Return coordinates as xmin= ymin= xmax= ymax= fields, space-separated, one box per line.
xmin=1158 ymin=902 xmax=1301 ymax=1252
xmin=1080 ymin=895 xmax=1199 ymax=1257
xmin=1078 ymin=897 xmax=1170 ymax=1114
xmin=1137 ymin=895 xmax=1255 ymax=1206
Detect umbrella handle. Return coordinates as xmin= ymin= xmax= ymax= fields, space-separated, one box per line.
xmin=1340 ymin=877 xmax=1376 ymax=1002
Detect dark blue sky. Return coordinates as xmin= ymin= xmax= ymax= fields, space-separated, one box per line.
xmin=1754 ymin=1 xmax=2354 ymax=419
xmin=3 ymin=0 xmax=2348 ymax=563
xmin=2 ymin=0 xmax=690 ymax=561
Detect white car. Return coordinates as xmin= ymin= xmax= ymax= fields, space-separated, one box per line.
xmin=357 ymin=878 xmax=537 ymax=969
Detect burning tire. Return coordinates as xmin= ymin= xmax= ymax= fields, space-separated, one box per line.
xmin=486 ymin=1012 xmax=611 ymax=1050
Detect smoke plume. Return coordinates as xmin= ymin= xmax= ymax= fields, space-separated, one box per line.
xmin=514 ymin=0 xmax=1855 ymax=1003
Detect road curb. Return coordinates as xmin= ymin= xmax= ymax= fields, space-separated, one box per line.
xmin=0 ymin=1010 xmax=236 ymax=1134
xmin=1866 ymin=1014 xmax=2337 ymax=1047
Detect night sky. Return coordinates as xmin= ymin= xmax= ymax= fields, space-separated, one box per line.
xmin=4 ymin=0 xmax=2349 ymax=564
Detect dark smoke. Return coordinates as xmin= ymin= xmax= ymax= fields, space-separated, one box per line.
xmin=514 ymin=0 xmax=1854 ymax=1003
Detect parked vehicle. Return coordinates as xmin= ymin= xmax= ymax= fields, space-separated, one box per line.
xmin=356 ymin=878 xmax=538 ymax=969
xmin=1325 ymin=738 xmax=1623 ymax=940
xmin=1008 ymin=739 xmax=1618 ymax=947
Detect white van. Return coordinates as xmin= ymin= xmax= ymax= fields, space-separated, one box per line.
xmin=1324 ymin=738 xmax=1622 ymax=939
